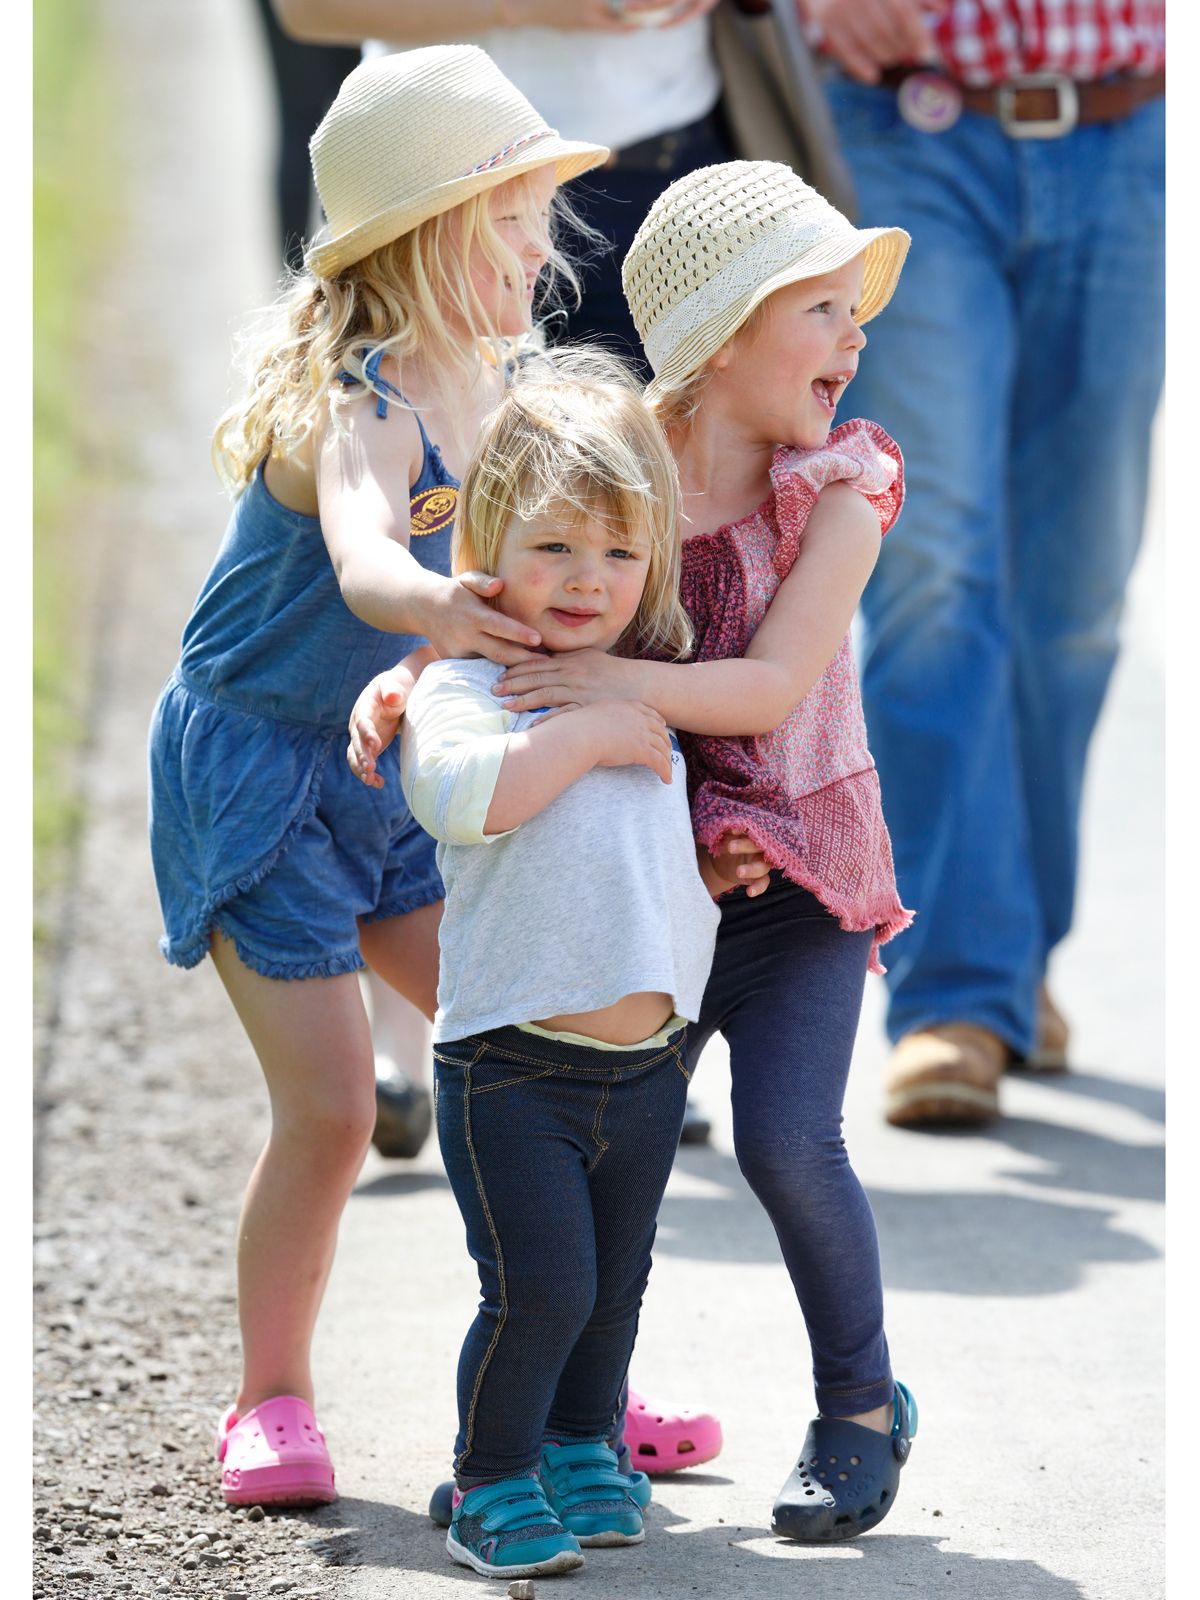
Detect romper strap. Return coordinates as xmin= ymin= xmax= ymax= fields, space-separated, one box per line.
xmin=337 ymin=349 xmax=434 ymax=454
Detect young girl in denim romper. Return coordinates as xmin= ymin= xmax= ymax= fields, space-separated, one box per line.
xmin=492 ymin=162 xmax=923 ymax=1541
xmin=146 ymin=45 xmax=609 ymax=1508
xmin=399 ymin=362 xmax=720 ymax=1579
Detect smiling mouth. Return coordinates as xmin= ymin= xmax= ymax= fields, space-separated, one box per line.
xmin=812 ymin=372 xmax=854 ymax=413
xmin=549 ymin=608 xmax=601 ymax=628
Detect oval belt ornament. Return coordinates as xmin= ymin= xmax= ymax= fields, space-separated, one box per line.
xmin=897 ymin=71 xmax=964 ymax=133
xmin=409 ymin=484 xmax=457 ymax=536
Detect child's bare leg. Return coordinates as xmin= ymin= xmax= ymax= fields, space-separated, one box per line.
xmin=210 ymin=933 xmax=377 ymax=1415
xmin=364 ymin=970 xmax=432 ymax=1084
xmin=358 ymin=899 xmax=442 ymax=1021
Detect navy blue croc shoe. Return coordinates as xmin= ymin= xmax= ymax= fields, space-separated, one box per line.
xmin=429 ymin=1478 xmax=454 ymax=1528
xmin=771 ymin=1381 xmax=917 ymax=1543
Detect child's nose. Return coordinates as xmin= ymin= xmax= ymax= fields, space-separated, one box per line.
xmin=566 ymin=557 xmax=603 ymax=591
xmin=845 ymin=319 xmax=867 ymax=353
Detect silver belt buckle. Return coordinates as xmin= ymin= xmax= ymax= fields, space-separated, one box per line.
xmin=995 ymin=72 xmax=1079 ymax=139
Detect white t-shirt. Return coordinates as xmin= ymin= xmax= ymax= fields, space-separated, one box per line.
xmin=364 ymin=20 xmax=720 ymax=150
xmin=400 ymin=658 xmax=720 ymax=1042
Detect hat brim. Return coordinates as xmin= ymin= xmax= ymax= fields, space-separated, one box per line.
xmin=643 ymin=225 xmax=911 ymax=406
xmin=305 ymin=139 xmax=608 ymax=280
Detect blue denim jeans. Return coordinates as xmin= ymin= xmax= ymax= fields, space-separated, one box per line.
xmin=825 ymin=81 xmax=1165 ymax=1052
xmin=434 ymin=1023 xmax=689 ymax=1484
xmin=687 ymin=875 xmax=894 ymax=1417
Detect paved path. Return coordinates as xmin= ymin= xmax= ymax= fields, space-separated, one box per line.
xmin=47 ymin=4 xmax=1164 ymax=1596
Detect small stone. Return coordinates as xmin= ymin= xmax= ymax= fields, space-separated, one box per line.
xmin=47 ymin=1545 xmax=64 ymax=1556
xmin=247 ymin=1506 xmax=266 ymax=1522
xmin=180 ymin=1557 xmax=200 ymax=1570
xmin=199 ymin=1551 xmax=225 ymax=1566
xmin=64 ymin=1570 xmax=93 ymax=1580
xmin=34 ymin=1527 xmax=51 ymax=1541
xmin=141 ymin=1536 xmax=168 ymax=1550
xmin=268 ymin=1582 xmax=292 ymax=1594
xmin=222 ymin=1592 xmax=250 ymax=1600
xmin=92 ymin=1506 xmax=123 ymax=1520
xmin=507 ymin=1583 xmax=537 ymax=1600
xmin=183 ymin=1534 xmax=211 ymax=1551
xmin=162 ymin=1439 xmax=182 ymax=1452
xmin=149 ymin=1484 xmax=171 ymax=1497
xmin=932 ymin=1508 xmax=943 ymax=1517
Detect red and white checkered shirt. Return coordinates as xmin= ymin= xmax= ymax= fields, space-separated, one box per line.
xmin=927 ymin=1 xmax=1165 ymax=87
xmin=805 ymin=2 xmax=1166 ymax=87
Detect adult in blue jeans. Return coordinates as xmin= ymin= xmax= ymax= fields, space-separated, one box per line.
xmin=803 ymin=0 xmax=1165 ymax=1126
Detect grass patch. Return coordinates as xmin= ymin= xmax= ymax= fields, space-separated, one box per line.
xmin=33 ymin=1 xmax=119 ymax=935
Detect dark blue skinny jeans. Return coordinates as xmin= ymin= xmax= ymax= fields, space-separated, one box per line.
xmin=687 ymin=874 xmax=894 ymax=1417
xmin=434 ymin=1022 xmax=689 ymax=1485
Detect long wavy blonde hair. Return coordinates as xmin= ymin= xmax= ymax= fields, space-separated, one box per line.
xmin=454 ymin=348 xmax=693 ymax=662
xmin=212 ymin=175 xmax=587 ymax=495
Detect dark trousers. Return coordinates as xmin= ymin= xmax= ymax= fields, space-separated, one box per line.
xmin=540 ymin=110 xmax=735 ymax=380
xmin=688 ymin=874 xmax=894 ymax=1416
xmin=434 ymin=1022 xmax=689 ymax=1484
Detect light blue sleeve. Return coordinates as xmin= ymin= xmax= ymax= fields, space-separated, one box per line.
xmin=399 ymin=668 xmax=517 ymax=845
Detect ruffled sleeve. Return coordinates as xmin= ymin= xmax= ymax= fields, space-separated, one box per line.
xmin=769 ymin=419 xmax=905 ymax=579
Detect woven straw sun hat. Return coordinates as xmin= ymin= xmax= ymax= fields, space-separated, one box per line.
xmin=623 ymin=161 xmax=910 ymax=405
xmin=305 ymin=45 xmax=608 ymax=280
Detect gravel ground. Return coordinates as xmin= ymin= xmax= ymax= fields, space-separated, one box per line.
xmin=32 ymin=4 xmax=357 ymax=1596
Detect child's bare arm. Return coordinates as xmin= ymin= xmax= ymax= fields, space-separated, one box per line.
xmin=316 ymin=396 xmax=542 ymax=662
xmin=493 ymin=481 xmax=881 ymax=733
xmin=484 ymin=702 xmax=673 ymax=834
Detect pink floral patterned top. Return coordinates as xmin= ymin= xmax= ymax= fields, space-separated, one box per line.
xmin=679 ymin=419 xmax=913 ymax=973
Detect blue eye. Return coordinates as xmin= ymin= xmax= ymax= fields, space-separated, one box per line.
xmin=537 ymin=541 xmax=569 ymax=553
xmin=810 ymin=300 xmax=832 ymax=313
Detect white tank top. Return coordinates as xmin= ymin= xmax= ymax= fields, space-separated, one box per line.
xmin=363 ymin=20 xmax=720 ymax=150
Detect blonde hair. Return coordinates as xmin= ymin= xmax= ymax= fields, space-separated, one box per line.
xmin=649 ymin=297 xmax=771 ymax=433
xmin=212 ymin=176 xmax=587 ymax=494
xmin=454 ymin=349 xmax=693 ymax=661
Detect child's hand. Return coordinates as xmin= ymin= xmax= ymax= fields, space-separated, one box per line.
xmin=578 ymin=700 xmax=674 ymax=784
xmin=347 ymin=670 xmax=409 ymax=788
xmin=423 ymin=573 xmax=544 ymax=666
xmin=705 ymin=827 xmax=772 ymax=898
xmin=347 ymin=646 xmax=435 ymax=787
xmin=492 ymin=648 xmax=643 ymax=710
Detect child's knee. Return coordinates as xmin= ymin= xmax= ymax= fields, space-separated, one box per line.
xmin=274 ymin=1078 xmax=377 ymax=1167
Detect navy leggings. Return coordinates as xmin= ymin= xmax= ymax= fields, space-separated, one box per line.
xmin=686 ymin=874 xmax=894 ymax=1417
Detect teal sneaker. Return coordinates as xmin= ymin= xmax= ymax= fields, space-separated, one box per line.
xmin=446 ymin=1476 xmax=583 ymax=1578
xmin=539 ymin=1439 xmax=646 ymax=1547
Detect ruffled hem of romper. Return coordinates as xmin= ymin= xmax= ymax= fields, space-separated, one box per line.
xmin=157 ymin=735 xmax=366 ymax=979
xmin=694 ymin=781 xmax=914 ymax=976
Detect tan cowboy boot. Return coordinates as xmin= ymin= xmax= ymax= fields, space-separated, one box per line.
xmin=1008 ymin=984 xmax=1071 ymax=1073
xmin=884 ymin=1023 xmax=1007 ymax=1128
xmin=1028 ymin=984 xmax=1070 ymax=1072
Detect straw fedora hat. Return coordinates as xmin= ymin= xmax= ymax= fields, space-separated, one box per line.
xmin=305 ymin=45 xmax=608 ymax=280
xmin=622 ymin=161 xmax=910 ymax=405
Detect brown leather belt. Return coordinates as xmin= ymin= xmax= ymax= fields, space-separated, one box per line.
xmin=879 ymin=66 xmax=1164 ymax=138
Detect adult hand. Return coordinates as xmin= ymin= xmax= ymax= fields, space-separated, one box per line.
xmin=492 ymin=647 xmax=643 ymax=710
xmin=421 ymin=573 xmax=543 ymax=667
xmin=508 ymin=0 xmax=719 ymax=32
xmin=579 ymin=700 xmax=674 ymax=782
xmin=803 ymin=0 xmax=948 ymax=84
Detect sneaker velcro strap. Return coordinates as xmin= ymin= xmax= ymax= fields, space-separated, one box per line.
xmin=466 ymin=1478 xmax=558 ymax=1534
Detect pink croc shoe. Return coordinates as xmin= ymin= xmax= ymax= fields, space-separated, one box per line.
xmin=215 ymin=1395 xmax=336 ymax=1507
xmin=623 ymin=1387 xmax=723 ymax=1475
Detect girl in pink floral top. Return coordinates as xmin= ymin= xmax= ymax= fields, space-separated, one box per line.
xmin=492 ymin=162 xmax=919 ymax=1542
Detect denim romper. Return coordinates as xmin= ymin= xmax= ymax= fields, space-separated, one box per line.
xmin=147 ymin=364 xmax=457 ymax=979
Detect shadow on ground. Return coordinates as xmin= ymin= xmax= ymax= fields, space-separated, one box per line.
xmin=312 ymin=1498 xmax=1088 ymax=1599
